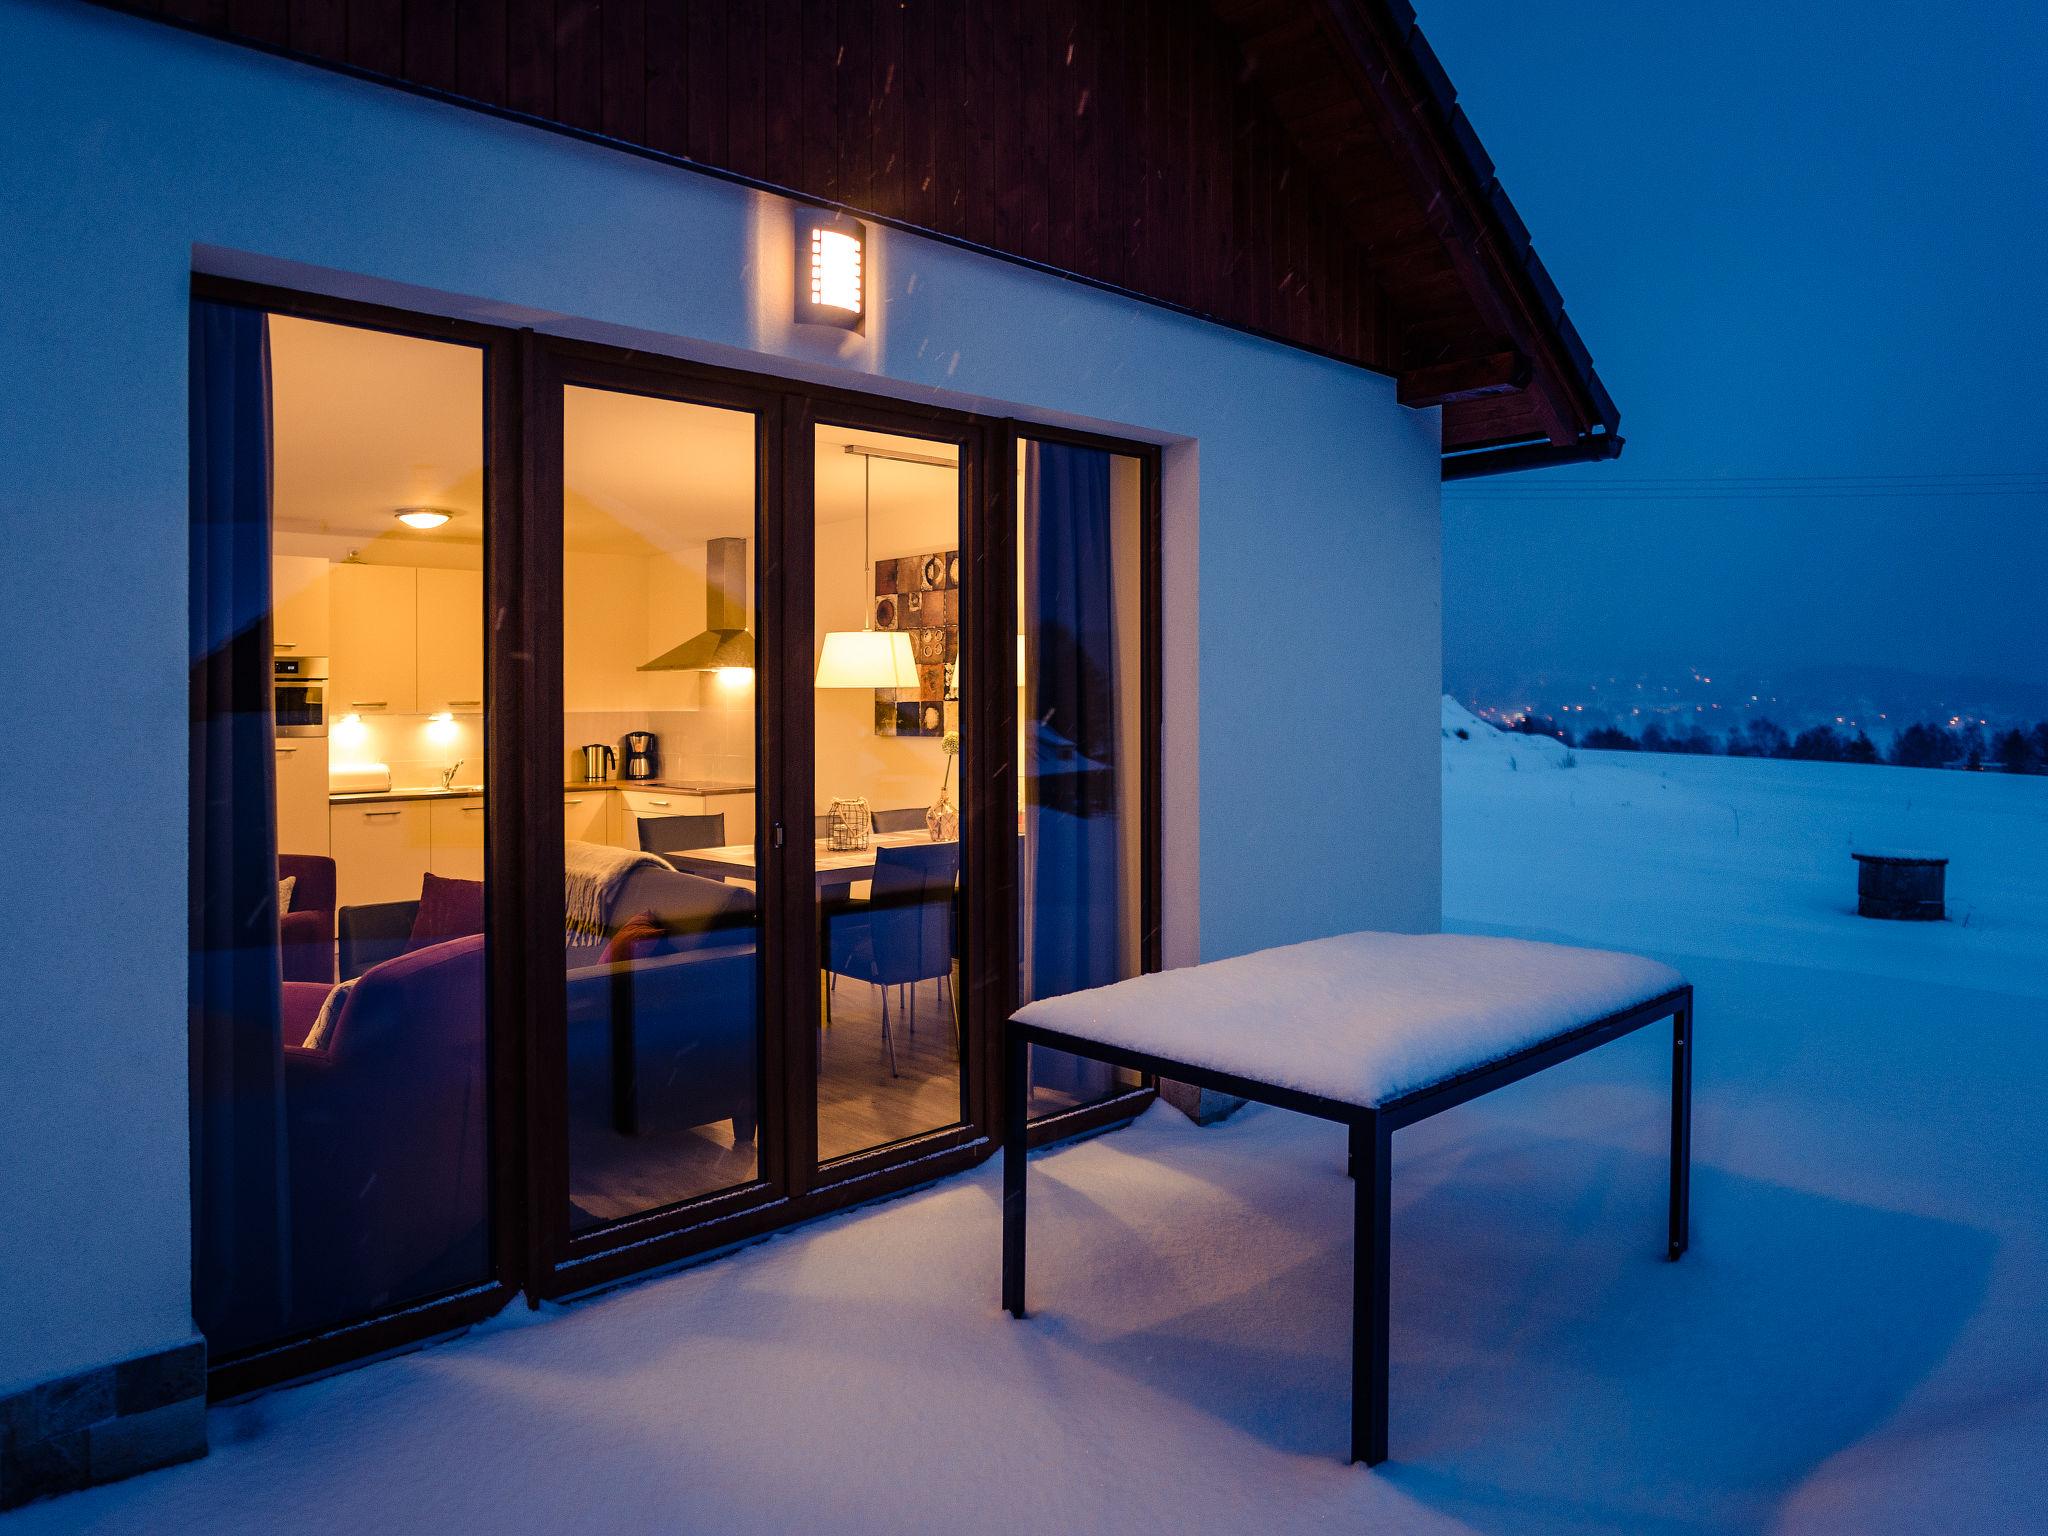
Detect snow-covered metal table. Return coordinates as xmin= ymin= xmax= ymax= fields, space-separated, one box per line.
xmin=1001 ymin=931 xmax=1694 ymax=1466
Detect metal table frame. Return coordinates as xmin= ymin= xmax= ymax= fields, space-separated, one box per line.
xmin=1002 ymin=984 xmax=1694 ymax=1465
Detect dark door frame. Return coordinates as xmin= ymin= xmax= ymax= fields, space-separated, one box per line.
xmin=190 ymin=276 xmax=1163 ymax=1390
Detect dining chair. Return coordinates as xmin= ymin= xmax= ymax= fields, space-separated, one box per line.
xmin=822 ymin=841 xmax=960 ymax=1075
xmin=637 ymin=812 xmax=728 ymax=859
xmin=870 ymin=807 xmax=927 ymax=833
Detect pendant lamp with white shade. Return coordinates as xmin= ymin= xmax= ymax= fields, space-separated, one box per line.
xmin=815 ymin=450 xmax=919 ymax=688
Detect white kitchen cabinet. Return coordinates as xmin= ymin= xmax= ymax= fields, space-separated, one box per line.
xmin=428 ymin=797 xmax=488 ymax=882
xmin=562 ymin=789 xmax=609 ymax=845
xmin=330 ymin=799 xmax=432 ymax=909
xmin=330 ymin=563 xmax=418 ymax=715
xmin=417 ymin=567 xmax=484 ymax=714
xmin=271 ymin=555 xmax=331 ymax=656
xmin=274 ymin=741 xmax=330 ymax=856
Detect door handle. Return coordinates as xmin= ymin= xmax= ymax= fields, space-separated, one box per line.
xmin=352 ymin=700 xmax=388 ymax=708
xmin=772 ymin=822 xmax=785 ymax=849
xmin=364 ymin=810 xmax=401 ymax=820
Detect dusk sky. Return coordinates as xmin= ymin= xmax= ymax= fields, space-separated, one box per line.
xmin=1423 ymin=2 xmax=2048 ymax=692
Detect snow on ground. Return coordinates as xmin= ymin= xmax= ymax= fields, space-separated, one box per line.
xmin=18 ymin=707 xmax=2047 ymax=1534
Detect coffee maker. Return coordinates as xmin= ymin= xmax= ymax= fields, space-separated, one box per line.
xmin=621 ymin=730 xmax=659 ymax=781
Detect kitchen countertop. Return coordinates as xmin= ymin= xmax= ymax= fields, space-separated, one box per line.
xmin=332 ymin=779 xmax=755 ymax=804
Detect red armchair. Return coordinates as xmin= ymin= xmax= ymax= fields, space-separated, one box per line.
xmin=278 ymin=853 xmax=336 ymax=984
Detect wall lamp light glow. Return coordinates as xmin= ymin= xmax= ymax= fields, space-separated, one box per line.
xmin=795 ymin=212 xmax=866 ymax=332
xmin=333 ymin=712 xmax=368 ymax=749
xmin=425 ymin=711 xmax=459 ymax=744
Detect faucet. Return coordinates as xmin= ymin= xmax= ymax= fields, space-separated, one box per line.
xmin=440 ymin=760 xmax=464 ymax=790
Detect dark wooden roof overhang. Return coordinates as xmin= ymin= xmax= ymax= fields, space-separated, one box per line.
xmin=1214 ymin=0 xmax=1623 ymax=475
xmin=101 ymin=0 xmax=1618 ymax=479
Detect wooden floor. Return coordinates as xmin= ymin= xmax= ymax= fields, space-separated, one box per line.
xmin=569 ymin=974 xmax=962 ymax=1228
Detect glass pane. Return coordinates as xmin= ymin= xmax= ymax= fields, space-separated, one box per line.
xmin=814 ymin=427 xmax=966 ymax=1161
xmin=191 ymin=307 xmax=491 ymax=1358
xmin=561 ymin=386 xmax=763 ymax=1231
xmin=1020 ymin=440 xmax=1147 ymax=1116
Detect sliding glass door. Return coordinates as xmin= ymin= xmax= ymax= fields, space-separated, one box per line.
xmin=190 ymin=296 xmax=502 ymax=1385
xmin=195 ymin=285 xmax=1160 ymax=1375
xmin=812 ymin=424 xmax=969 ymax=1164
xmin=558 ymin=383 xmax=767 ymax=1232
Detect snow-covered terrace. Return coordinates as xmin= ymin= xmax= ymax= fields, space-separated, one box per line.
xmin=18 ymin=706 xmax=2044 ymax=1534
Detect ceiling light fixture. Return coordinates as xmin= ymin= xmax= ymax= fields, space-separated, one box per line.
xmin=394 ymin=507 xmax=453 ymax=530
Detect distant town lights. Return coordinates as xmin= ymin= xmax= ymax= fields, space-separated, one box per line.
xmin=796 ymin=213 xmax=866 ymax=332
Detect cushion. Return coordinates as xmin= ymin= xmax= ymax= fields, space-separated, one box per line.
xmin=278 ymin=874 xmax=297 ymax=915
xmin=603 ymin=910 xmax=671 ymax=965
xmin=408 ymin=873 xmax=486 ymax=952
xmin=302 ymin=978 xmax=356 ymax=1051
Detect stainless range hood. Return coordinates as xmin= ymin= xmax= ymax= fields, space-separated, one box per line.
xmin=639 ymin=536 xmax=755 ymax=672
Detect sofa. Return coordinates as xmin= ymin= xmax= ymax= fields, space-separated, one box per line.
xmin=564 ymin=865 xmax=760 ymax=1144
xmin=321 ymin=861 xmax=760 ymax=1150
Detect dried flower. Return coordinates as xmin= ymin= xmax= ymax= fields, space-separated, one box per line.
xmin=941 ymin=730 xmax=961 ymax=756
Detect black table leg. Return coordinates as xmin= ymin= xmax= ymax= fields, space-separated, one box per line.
xmin=1351 ymin=1112 xmax=1391 ymax=1466
xmin=1669 ymin=994 xmax=1693 ymax=1260
xmin=1003 ymin=1023 xmax=1030 ymax=1318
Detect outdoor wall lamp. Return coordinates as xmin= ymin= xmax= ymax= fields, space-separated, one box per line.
xmin=796 ymin=211 xmax=866 ymax=332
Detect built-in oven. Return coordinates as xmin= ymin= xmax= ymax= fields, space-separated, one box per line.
xmin=274 ymin=655 xmax=329 ymax=737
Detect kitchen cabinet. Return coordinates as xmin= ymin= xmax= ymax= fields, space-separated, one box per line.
xmin=274 ymin=741 xmax=330 ymax=856
xmin=271 ymin=555 xmax=331 ymax=656
xmin=330 ymin=563 xmax=418 ymax=715
xmin=562 ymin=789 xmax=609 ymax=845
xmin=330 ymin=799 xmax=433 ymax=909
xmin=417 ymin=567 xmax=484 ymax=714
xmin=428 ymin=797 xmax=487 ymax=882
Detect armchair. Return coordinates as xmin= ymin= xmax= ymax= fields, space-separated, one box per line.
xmin=281 ymin=934 xmax=488 ymax=1329
xmin=277 ymin=853 xmax=336 ymax=984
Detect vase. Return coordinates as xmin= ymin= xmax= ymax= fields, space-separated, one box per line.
xmin=925 ymin=788 xmax=958 ymax=842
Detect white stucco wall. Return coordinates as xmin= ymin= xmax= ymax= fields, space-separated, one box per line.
xmin=0 ymin=0 xmax=1441 ymax=1394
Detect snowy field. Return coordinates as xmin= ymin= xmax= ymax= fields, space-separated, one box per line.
xmin=16 ymin=706 xmax=2045 ymax=1534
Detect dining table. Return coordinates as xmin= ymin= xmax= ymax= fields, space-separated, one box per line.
xmin=662 ymin=829 xmax=953 ymax=889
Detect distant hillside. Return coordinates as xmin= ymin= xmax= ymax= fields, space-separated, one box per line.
xmin=1445 ymin=661 xmax=2048 ymax=744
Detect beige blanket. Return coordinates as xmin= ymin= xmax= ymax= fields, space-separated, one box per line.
xmin=563 ymin=839 xmax=666 ymax=943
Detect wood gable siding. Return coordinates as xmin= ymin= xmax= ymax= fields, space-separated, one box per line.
xmin=114 ymin=0 xmax=1616 ymax=461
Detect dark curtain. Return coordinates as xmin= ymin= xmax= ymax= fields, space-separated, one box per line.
xmin=1023 ymin=441 xmax=1123 ymax=1102
xmin=189 ymin=301 xmax=291 ymax=1355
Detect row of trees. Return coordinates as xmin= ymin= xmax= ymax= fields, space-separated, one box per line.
xmin=1505 ymin=713 xmax=2048 ymax=773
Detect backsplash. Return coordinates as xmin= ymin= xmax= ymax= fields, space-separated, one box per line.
xmin=566 ymin=683 xmax=754 ymax=785
xmin=327 ymin=710 xmax=483 ymax=790
xmin=322 ymin=690 xmax=754 ymax=792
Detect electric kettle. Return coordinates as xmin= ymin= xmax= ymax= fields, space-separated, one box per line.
xmin=577 ymin=742 xmax=616 ymax=782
